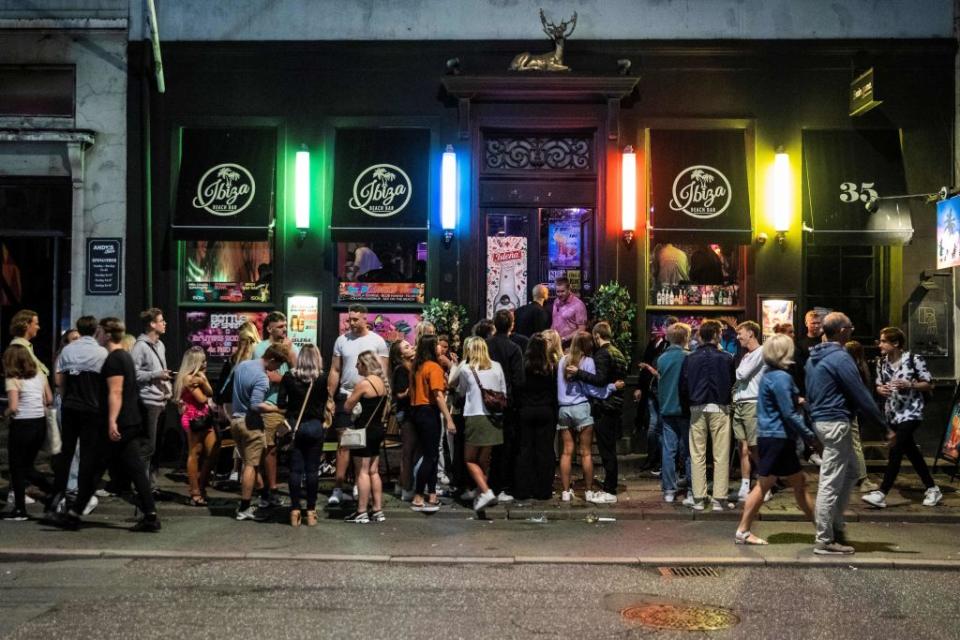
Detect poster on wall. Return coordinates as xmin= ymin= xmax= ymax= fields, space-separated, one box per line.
xmin=936 ymin=195 xmax=960 ymax=269
xmin=338 ymin=282 xmax=425 ymax=303
xmin=287 ymin=295 xmax=319 ymax=350
xmin=184 ymin=310 xmax=268 ymax=361
xmin=759 ymin=297 xmax=795 ymax=339
xmin=548 ymin=218 xmax=581 ymax=268
xmin=486 ymin=236 xmax=528 ymax=318
xmin=172 ymin=127 xmax=276 ymax=236
xmin=942 ymin=400 xmax=960 ymax=463
xmin=338 ymin=312 xmax=421 ymax=345
xmin=183 ymin=240 xmax=271 ymax=303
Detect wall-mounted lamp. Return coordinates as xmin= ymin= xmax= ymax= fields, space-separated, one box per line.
xmin=441 ymin=144 xmax=458 ymax=248
xmin=294 ymin=145 xmax=311 ymax=240
xmin=621 ymin=145 xmax=637 ymax=247
xmin=768 ymin=146 xmax=791 ymax=247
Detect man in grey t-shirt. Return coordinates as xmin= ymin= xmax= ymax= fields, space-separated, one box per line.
xmin=326 ymin=304 xmax=389 ymax=505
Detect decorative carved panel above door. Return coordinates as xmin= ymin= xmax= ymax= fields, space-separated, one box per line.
xmin=482 ymin=131 xmax=595 ymax=176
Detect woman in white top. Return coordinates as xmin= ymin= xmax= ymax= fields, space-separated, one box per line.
xmin=450 ymin=337 xmax=506 ymax=512
xmin=3 ymin=343 xmax=53 ymax=520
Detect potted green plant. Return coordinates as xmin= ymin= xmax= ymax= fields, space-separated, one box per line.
xmin=589 ymin=281 xmax=637 ymax=362
xmin=421 ymin=299 xmax=469 ymax=353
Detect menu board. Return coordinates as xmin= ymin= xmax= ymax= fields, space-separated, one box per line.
xmin=86 ymin=238 xmax=122 ymax=296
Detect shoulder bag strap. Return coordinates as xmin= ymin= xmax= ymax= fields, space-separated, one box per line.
xmin=470 ymin=366 xmax=489 ymax=393
xmin=362 ymin=376 xmax=387 ymax=429
xmin=291 ymin=380 xmax=314 ymax=436
xmin=143 ymin=340 xmax=165 ymax=369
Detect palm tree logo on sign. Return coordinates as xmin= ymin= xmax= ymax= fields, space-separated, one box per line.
xmin=192 ymin=163 xmax=256 ymax=216
xmin=349 ymin=163 xmax=412 ymax=218
xmin=669 ymin=165 xmax=732 ymax=219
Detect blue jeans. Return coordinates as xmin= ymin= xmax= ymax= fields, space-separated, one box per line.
xmin=646 ymin=397 xmax=663 ymax=469
xmin=660 ymin=415 xmax=691 ymax=494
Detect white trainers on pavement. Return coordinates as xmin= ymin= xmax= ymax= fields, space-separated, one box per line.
xmin=82 ymin=495 xmax=99 ymax=516
xmin=496 ymin=491 xmax=514 ymax=503
xmin=473 ymin=489 xmax=497 ymax=512
xmin=663 ymin=492 xmax=675 ymax=503
xmin=327 ymin=488 xmax=343 ymax=506
xmin=460 ymin=489 xmax=476 ymax=501
xmin=923 ymin=486 xmax=943 ymax=507
xmin=809 ymin=453 xmax=823 ymax=466
xmin=6 ymin=491 xmax=35 ymax=506
xmin=861 ymin=490 xmax=887 ymax=508
xmin=561 ymin=489 xmax=574 ymax=502
xmin=737 ymin=483 xmax=750 ymax=502
xmin=588 ymin=491 xmax=617 ymax=505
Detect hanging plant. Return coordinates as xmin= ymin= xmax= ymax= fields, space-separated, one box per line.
xmin=589 ymin=281 xmax=637 ymax=362
xmin=421 ymin=299 xmax=470 ymax=353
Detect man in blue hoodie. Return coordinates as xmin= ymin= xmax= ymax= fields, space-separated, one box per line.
xmin=805 ymin=312 xmax=887 ymax=555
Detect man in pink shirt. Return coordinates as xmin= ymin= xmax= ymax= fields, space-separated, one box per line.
xmin=551 ymin=277 xmax=588 ymax=342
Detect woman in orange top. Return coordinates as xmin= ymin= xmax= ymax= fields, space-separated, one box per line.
xmin=410 ymin=334 xmax=456 ymax=512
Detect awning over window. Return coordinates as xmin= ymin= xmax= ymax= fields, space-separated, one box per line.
xmin=649 ymin=129 xmax=752 ymax=244
xmin=331 ymin=128 xmax=430 ymax=240
xmin=172 ymin=128 xmax=276 ymax=239
xmin=802 ymin=129 xmax=912 ymax=245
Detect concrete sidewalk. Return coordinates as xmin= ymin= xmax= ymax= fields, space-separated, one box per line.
xmin=32 ymin=464 xmax=960 ymax=524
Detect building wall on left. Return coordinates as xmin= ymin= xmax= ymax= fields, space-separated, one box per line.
xmin=0 ymin=29 xmax=128 ymax=322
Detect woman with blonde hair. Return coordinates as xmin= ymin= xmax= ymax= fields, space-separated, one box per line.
xmin=556 ymin=331 xmax=622 ymax=502
xmin=278 ymin=344 xmax=328 ymax=526
xmin=541 ymin=329 xmax=564 ymax=365
xmin=343 ymin=350 xmax=388 ymax=523
xmin=450 ymin=336 xmax=506 ymax=511
xmin=735 ymin=333 xmax=818 ymax=545
xmin=173 ymin=346 xmax=219 ymax=506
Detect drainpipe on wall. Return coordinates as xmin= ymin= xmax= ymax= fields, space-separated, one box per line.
xmin=146 ymin=0 xmax=165 ymax=94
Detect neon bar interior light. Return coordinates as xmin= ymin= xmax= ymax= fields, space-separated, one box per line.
xmin=295 ymin=148 xmax=310 ymax=231
xmin=441 ymin=145 xmax=457 ymax=231
xmin=621 ymin=146 xmax=637 ymax=244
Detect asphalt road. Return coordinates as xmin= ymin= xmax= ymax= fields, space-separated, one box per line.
xmin=0 ymin=558 xmax=957 ymax=639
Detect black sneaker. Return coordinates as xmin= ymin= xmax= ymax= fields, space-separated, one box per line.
xmin=343 ymin=511 xmax=370 ymax=523
xmin=3 ymin=509 xmax=29 ymax=521
xmin=50 ymin=512 xmax=81 ymax=530
xmin=130 ymin=517 xmax=162 ymax=533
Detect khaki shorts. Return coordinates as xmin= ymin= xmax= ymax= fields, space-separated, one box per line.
xmin=230 ymin=416 xmax=265 ymax=467
xmin=732 ymin=401 xmax=758 ymax=447
xmin=261 ymin=411 xmax=286 ymax=447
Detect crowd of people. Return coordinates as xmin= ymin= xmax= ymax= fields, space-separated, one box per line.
xmin=0 ymin=277 xmax=946 ymax=554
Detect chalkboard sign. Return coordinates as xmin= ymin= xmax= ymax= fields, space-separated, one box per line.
xmin=86 ymin=238 xmax=122 ymax=295
xmin=908 ymin=300 xmax=949 ymax=358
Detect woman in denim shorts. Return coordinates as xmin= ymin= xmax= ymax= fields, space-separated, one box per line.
xmin=556 ymin=332 xmax=622 ymax=503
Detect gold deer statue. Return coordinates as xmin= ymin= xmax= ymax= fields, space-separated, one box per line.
xmin=509 ymin=9 xmax=578 ymax=72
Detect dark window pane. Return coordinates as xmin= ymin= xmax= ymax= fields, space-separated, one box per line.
xmin=0 ymin=66 xmax=74 ymax=117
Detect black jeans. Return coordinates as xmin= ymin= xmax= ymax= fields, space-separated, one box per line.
xmin=594 ymin=408 xmax=621 ymax=494
xmin=515 ymin=406 xmax=557 ymax=500
xmin=8 ymin=417 xmax=52 ymax=511
xmin=74 ymin=423 xmax=156 ymax=517
xmin=880 ymin=419 xmax=935 ymax=494
xmin=489 ymin=409 xmax=518 ymax=495
xmin=289 ymin=420 xmax=324 ymax=510
xmin=411 ymin=405 xmax=441 ymax=496
xmin=53 ymin=408 xmax=101 ymax=498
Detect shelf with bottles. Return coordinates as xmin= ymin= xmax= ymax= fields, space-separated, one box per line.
xmin=652 ymin=283 xmax=739 ymax=307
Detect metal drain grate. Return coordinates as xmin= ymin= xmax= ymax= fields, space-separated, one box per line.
xmin=657 ymin=566 xmax=720 ymax=578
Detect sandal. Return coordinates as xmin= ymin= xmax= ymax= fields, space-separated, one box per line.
xmin=189 ymin=496 xmax=208 ymax=507
xmin=735 ymin=530 xmax=768 ymax=545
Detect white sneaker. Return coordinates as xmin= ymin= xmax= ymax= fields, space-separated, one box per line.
xmin=923 ymin=486 xmax=943 ymax=507
xmin=809 ymin=453 xmax=823 ymax=466
xmin=6 ymin=491 xmax=35 ymax=506
xmin=588 ymin=491 xmax=617 ymax=504
xmin=711 ymin=499 xmax=724 ymax=512
xmin=228 ymin=471 xmax=239 ymax=482
xmin=473 ymin=489 xmax=497 ymax=511
xmin=94 ymin=489 xmax=112 ymax=498
xmin=437 ymin=472 xmax=451 ymax=486
xmin=561 ymin=489 xmax=574 ymax=502
xmin=82 ymin=495 xmax=99 ymax=516
xmin=459 ymin=489 xmax=476 ymax=501
xmin=737 ymin=484 xmax=750 ymax=502
xmin=496 ymin=491 xmax=514 ymax=503
xmin=327 ymin=488 xmax=343 ymax=506
xmin=663 ymin=492 xmax=676 ymax=503
xmin=682 ymin=494 xmax=698 ymax=509
xmin=763 ymin=490 xmax=773 ymax=503
xmin=861 ymin=490 xmax=887 ymax=508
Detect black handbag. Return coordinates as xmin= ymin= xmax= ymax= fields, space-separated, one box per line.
xmin=188 ymin=410 xmax=214 ymax=433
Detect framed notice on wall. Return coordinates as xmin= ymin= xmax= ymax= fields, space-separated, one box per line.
xmin=758 ymin=296 xmax=796 ymax=340
xmin=286 ymin=295 xmax=320 ymax=350
xmin=86 ymin=238 xmax=122 ymax=296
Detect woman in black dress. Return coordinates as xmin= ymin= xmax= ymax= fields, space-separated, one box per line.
xmin=514 ymin=334 xmax=559 ymax=500
xmin=343 ymin=350 xmax=388 ymax=523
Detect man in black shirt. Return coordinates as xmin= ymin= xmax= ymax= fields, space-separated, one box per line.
xmin=56 ymin=318 xmax=160 ymax=532
xmin=513 ymin=284 xmax=551 ymax=338
xmin=794 ymin=310 xmax=824 ymax=396
xmin=486 ymin=310 xmax=525 ymax=502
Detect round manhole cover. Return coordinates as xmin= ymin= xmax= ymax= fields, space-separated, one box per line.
xmin=621 ymin=603 xmax=740 ymax=631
